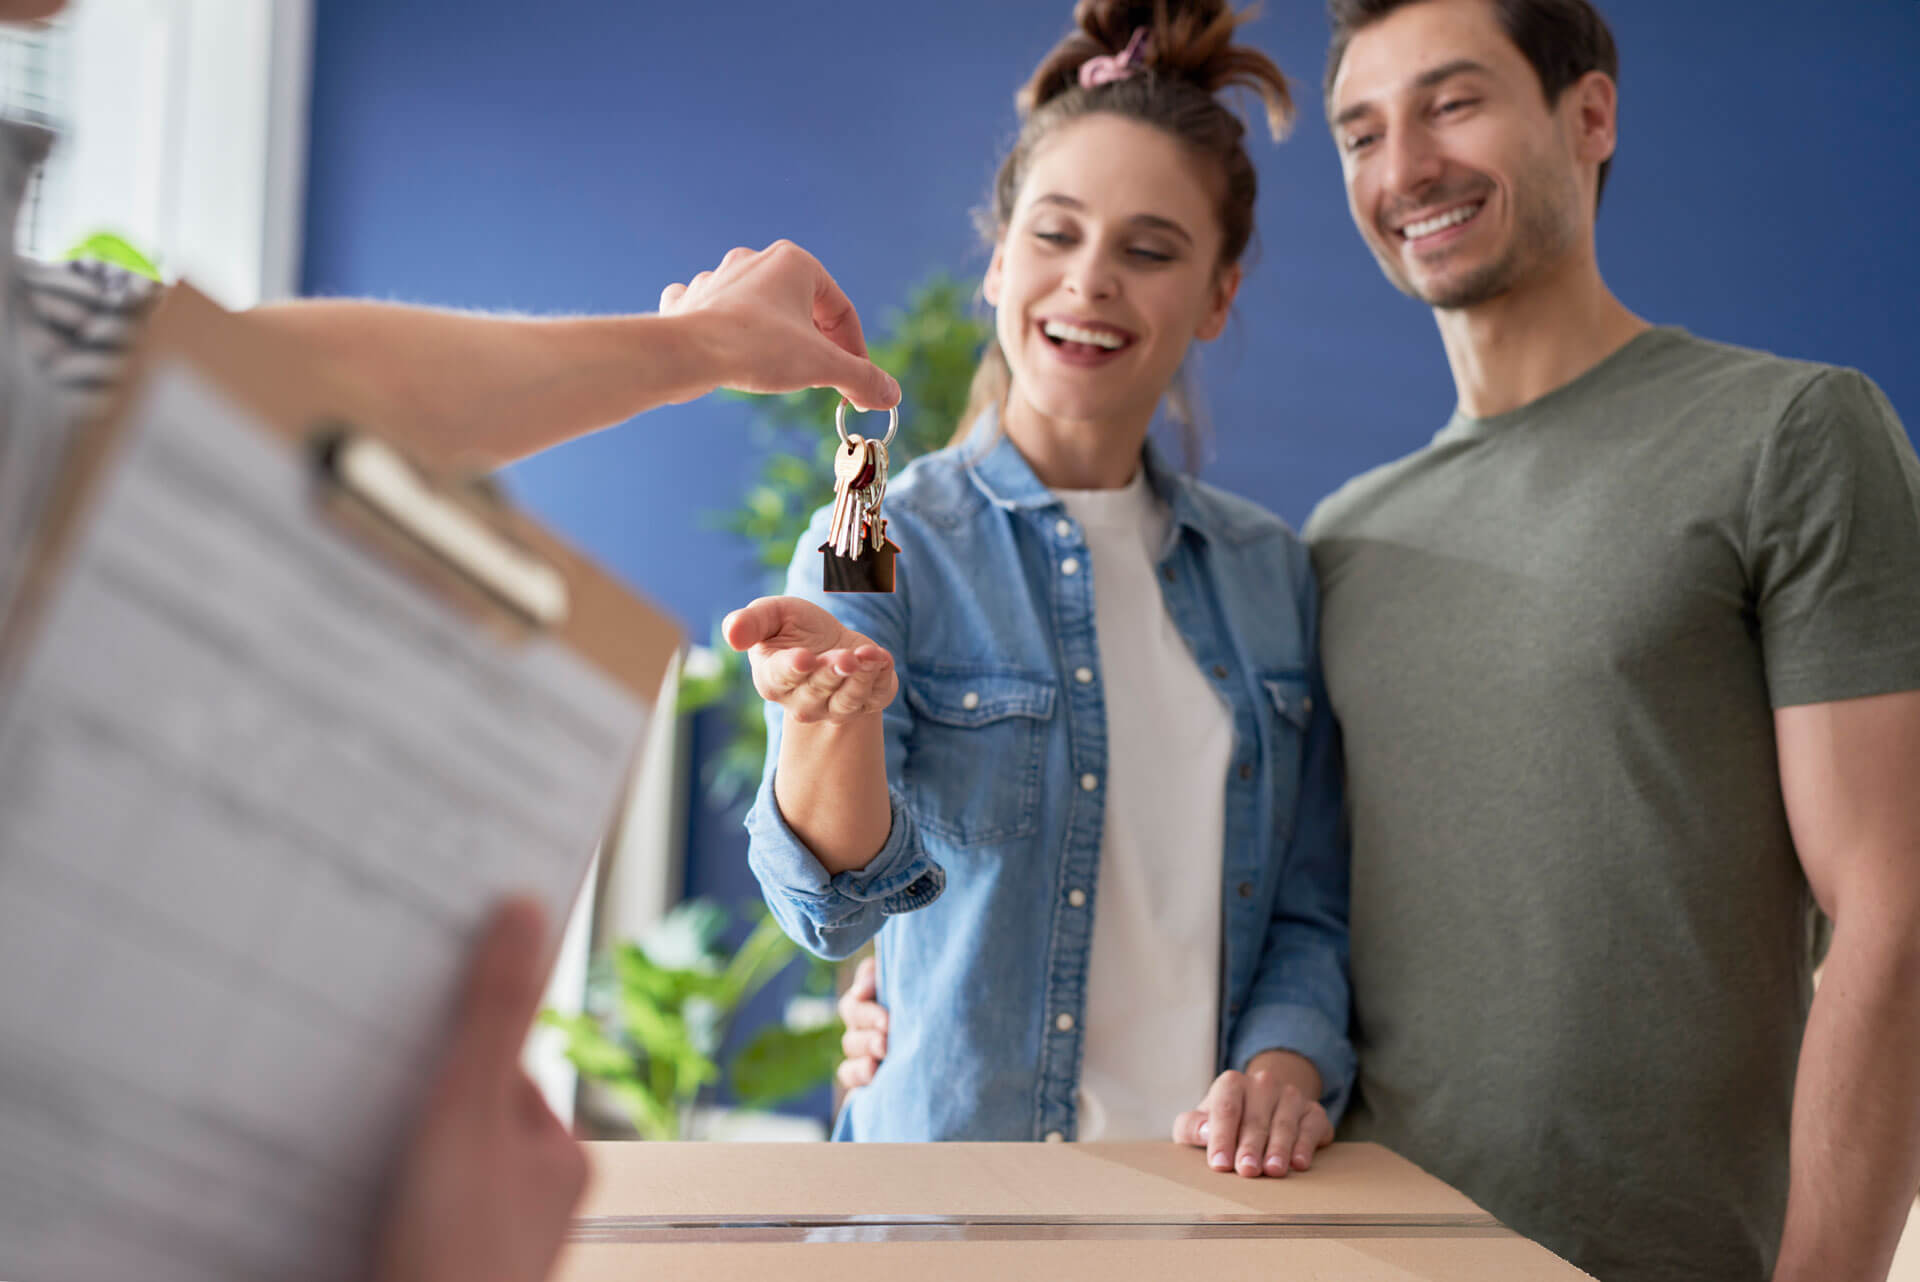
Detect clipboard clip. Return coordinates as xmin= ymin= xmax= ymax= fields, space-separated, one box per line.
xmin=310 ymin=425 xmax=569 ymax=629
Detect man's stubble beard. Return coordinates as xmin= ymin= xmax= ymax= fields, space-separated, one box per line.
xmin=1377 ymin=155 xmax=1585 ymax=312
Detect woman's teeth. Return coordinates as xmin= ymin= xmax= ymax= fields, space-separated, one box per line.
xmin=1042 ymin=320 xmax=1126 ymax=350
xmin=1401 ymin=202 xmax=1483 ymax=240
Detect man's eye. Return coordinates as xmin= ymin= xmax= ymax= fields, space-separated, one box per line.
xmin=1437 ymin=98 xmax=1478 ymax=115
xmin=1345 ymin=132 xmax=1379 ymax=153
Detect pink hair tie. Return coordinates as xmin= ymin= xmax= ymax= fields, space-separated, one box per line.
xmin=1078 ymin=26 xmax=1152 ymax=90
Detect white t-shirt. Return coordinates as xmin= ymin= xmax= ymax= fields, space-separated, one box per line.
xmin=1053 ymin=470 xmax=1232 ymax=1141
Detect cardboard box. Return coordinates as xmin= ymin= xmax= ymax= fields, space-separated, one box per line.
xmin=554 ymin=1141 xmax=1596 ymax=1281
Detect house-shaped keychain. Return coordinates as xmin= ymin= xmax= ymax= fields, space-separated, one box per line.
xmin=821 ymin=519 xmax=899 ymax=593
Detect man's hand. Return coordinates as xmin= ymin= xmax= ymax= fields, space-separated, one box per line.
xmin=660 ymin=240 xmax=900 ymax=412
xmin=836 ymin=954 xmax=888 ymax=1090
xmin=724 ymin=595 xmax=897 ymax=726
xmin=1172 ymin=1050 xmax=1332 ymax=1179
xmin=371 ymin=899 xmax=587 ymax=1282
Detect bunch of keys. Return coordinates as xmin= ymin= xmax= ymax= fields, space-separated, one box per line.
xmin=819 ymin=400 xmax=900 ymax=594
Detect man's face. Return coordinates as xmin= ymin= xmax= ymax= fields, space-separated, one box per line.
xmin=1329 ymin=0 xmax=1598 ymax=310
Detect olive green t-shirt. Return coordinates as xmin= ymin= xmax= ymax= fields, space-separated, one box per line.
xmin=1306 ymin=328 xmax=1920 ymax=1282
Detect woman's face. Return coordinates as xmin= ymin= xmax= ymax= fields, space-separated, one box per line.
xmin=986 ymin=113 xmax=1239 ymax=437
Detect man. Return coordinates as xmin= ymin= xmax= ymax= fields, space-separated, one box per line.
xmin=841 ymin=1 xmax=1920 ymax=1277
xmin=1 ymin=2 xmax=899 ymax=1278
xmin=1307 ymin=1 xmax=1920 ymax=1279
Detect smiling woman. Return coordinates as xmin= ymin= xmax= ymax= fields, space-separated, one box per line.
xmin=732 ymin=0 xmax=1358 ymax=1182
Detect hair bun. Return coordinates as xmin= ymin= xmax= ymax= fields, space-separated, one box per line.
xmin=1019 ymin=0 xmax=1294 ymax=140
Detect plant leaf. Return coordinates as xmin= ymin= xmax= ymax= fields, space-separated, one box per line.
xmin=729 ymin=1022 xmax=844 ymax=1110
xmin=60 ymin=231 xmax=163 ymax=281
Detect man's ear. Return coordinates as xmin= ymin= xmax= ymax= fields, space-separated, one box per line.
xmin=1569 ymin=69 xmax=1618 ymax=170
xmin=1196 ymin=261 xmax=1243 ymax=342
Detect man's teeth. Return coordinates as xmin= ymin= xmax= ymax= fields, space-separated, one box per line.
xmin=1401 ymin=203 xmax=1482 ymax=240
xmin=1042 ymin=320 xmax=1126 ymax=349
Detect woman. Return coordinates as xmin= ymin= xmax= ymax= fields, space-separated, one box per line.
xmin=728 ymin=0 xmax=1351 ymax=1178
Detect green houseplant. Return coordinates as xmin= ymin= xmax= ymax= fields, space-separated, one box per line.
xmin=541 ymin=899 xmax=843 ymax=1141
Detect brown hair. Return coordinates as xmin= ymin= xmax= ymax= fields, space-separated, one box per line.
xmin=1323 ymin=0 xmax=1619 ymax=208
xmin=954 ymin=0 xmax=1295 ymax=452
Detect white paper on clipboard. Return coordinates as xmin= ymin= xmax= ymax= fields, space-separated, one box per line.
xmin=0 ymin=354 xmax=658 ymax=1282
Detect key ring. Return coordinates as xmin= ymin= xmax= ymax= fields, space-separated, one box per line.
xmin=835 ymin=399 xmax=898 ymax=449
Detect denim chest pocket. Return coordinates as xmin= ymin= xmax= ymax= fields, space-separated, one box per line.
xmin=1261 ymin=673 xmax=1314 ymax=843
xmin=903 ymin=667 xmax=1056 ymax=848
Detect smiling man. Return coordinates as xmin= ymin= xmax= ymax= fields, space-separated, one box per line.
xmin=1304 ymin=1 xmax=1920 ymax=1280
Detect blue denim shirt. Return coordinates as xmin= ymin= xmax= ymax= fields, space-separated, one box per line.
xmin=746 ymin=424 xmax=1353 ymax=1141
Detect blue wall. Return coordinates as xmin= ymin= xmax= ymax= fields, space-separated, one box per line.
xmin=304 ymin=1 xmax=1920 ymax=1116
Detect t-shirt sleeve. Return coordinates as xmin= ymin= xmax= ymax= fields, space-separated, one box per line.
xmin=14 ymin=256 xmax=161 ymax=400
xmin=1746 ymin=367 xmax=1920 ymax=707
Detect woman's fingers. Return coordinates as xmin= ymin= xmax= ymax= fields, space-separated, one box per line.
xmin=788 ymin=648 xmax=893 ymax=722
xmin=1263 ymin=1086 xmax=1304 ymax=1177
xmin=1204 ymin=1072 xmax=1246 ymax=1173
xmin=1234 ymin=1071 xmax=1282 ymax=1178
xmin=1292 ymin=1104 xmax=1335 ymax=1171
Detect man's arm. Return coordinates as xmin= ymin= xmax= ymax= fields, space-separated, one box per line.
xmin=1773 ymin=689 xmax=1920 ymax=1282
xmin=250 ymin=240 xmax=899 ymax=470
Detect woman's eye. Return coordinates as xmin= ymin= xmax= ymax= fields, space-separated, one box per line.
xmin=1128 ymin=246 xmax=1174 ymax=263
xmin=1034 ymin=230 xmax=1073 ymax=246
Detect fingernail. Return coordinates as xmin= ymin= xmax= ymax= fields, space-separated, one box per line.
xmin=1238 ymin=1155 xmax=1258 ymax=1173
xmin=1266 ymin=1155 xmax=1285 ymax=1172
xmin=1196 ymin=1122 xmax=1208 ymax=1142
xmin=1210 ymin=1152 xmax=1231 ymax=1171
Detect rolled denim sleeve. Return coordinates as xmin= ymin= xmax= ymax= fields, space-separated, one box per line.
xmin=1228 ymin=567 xmax=1356 ymax=1123
xmin=743 ymin=501 xmax=945 ymax=960
xmin=747 ymin=778 xmax=943 ymax=959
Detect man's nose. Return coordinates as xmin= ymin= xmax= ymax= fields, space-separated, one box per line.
xmin=1380 ymin=123 xmax=1446 ymax=209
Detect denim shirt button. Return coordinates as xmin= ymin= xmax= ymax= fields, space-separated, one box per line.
xmin=961 ymin=691 xmax=981 ymax=710
xmin=1238 ymin=762 xmax=1253 ymax=781
xmin=1061 ymin=557 xmax=1081 ymax=576
xmin=1067 ymin=888 xmax=1087 ymax=908
xmin=1079 ymin=773 xmax=1099 ymax=792
xmin=1074 ymin=666 xmax=1094 ymax=684
xmin=1212 ymin=664 xmax=1228 ymax=679
xmin=1046 ymin=1131 xmax=1065 ymax=1143
xmin=1055 ymin=519 xmax=1074 ymax=539
xmin=1237 ymin=881 xmax=1255 ymax=899
xmin=1055 ymin=1012 xmax=1076 ymax=1032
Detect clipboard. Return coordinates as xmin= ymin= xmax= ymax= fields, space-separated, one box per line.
xmin=0 ymin=284 xmax=681 ymax=1282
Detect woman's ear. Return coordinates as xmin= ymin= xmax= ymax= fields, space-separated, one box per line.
xmin=983 ymin=241 xmax=1006 ymax=308
xmin=1195 ymin=261 xmax=1243 ymax=342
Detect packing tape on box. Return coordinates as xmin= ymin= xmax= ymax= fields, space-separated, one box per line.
xmin=568 ymin=1212 xmax=1515 ymax=1245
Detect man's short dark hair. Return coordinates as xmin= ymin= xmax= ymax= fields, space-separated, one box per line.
xmin=1325 ymin=0 xmax=1620 ymax=208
